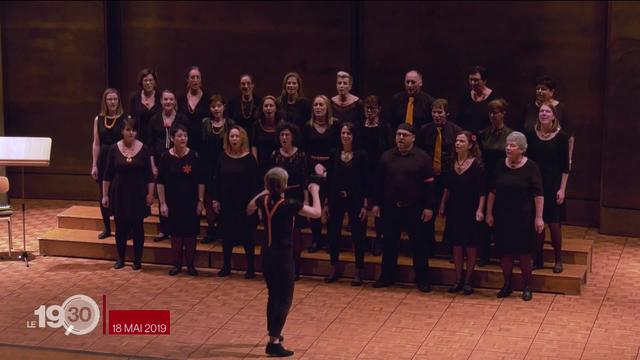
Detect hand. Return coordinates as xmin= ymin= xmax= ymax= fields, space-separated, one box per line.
xmin=196 ymin=201 xmax=204 ymax=216
xmin=438 ymin=204 xmax=446 ymax=218
xmin=91 ymin=166 xmax=98 ymax=180
xmin=160 ymin=203 xmax=169 ymax=217
xmin=212 ymin=200 xmax=221 ymax=214
xmin=535 ymin=216 xmax=545 ymax=234
xmin=323 ymin=204 xmax=329 ymax=218
xmin=151 ymin=165 xmax=158 ymax=180
xmin=146 ymin=194 xmax=154 ymax=206
xmin=485 ymin=213 xmax=494 ymax=227
xmin=358 ymin=207 xmax=367 ymax=221
xmin=475 ymin=209 xmax=485 ymax=222
xmin=421 ymin=209 xmax=433 ymax=222
xmin=314 ymin=163 xmax=326 ymax=178
xmin=307 ymin=182 xmax=320 ymax=193
xmin=556 ymin=189 xmax=565 ymax=205
xmin=372 ymin=205 xmax=381 ymax=218
xmin=101 ymin=196 xmax=109 ymax=208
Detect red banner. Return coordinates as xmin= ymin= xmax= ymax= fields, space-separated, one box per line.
xmin=108 ymin=310 xmax=170 ymax=335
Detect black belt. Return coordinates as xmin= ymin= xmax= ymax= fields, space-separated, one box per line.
xmin=392 ymin=200 xmax=416 ymax=208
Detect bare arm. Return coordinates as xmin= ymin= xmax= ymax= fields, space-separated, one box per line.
xmin=485 ymin=191 xmax=495 ymax=227
xmin=439 ymin=188 xmax=449 ymax=217
xmin=251 ymin=147 xmax=258 ymax=162
xmin=101 ymin=180 xmax=111 ymax=208
xmin=534 ymin=195 xmax=544 ymax=233
xmin=91 ymin=117 xmax=100 ymax=179
xmin=246 ymin=189 xmax=269 ymax=216
xmin=568 ymin=136 xmax=575 ymax=170
xmin=299 ymin=183 xmax=321 ymax=218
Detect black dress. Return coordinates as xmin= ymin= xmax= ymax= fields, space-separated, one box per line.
xmin=456 ymin=91 xmax=501 ymax=134
xmin=443 ymin=159 xmax=485 ymax=247
xmin=520 ymin=102 xmax=572 ymax=137
xmin=526 ymin=130 xmax=570 ymax=223
xmin=178 ymin=91 xmax=211 ymax=153
xmin=104 ymin=144 xmax=153 ymax=221
xmin=96 ymin=115 xmax=125 ymax=183
xmin=280 ymin=98 xmax=312 ymax=129
xmin=251 ymin=121 xmax=280 ymax=180
xmin=201 ymin=118 xmax=235 ymax=186
xmin=271 ymin=148 xmax=308 ymax=205
xmin=226 ymin=94 xmax=262 ymax=132
xmin=129 ymin=91 xmax=161 ymax=144
xmin=331 ymin=99 xmax=363 ymax=125
xmin=157 ymin=150 xmax=203 ymax=237
xmin=147 ymin=113 xmax=189 ymax=161
xmin=491 ymin=159 xmax=543 ymax=256
xmin=478 ymin=126 xmax=513 ymax=184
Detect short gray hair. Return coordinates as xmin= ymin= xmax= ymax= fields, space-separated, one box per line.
xmin=506 ymin=131 xmax=528 ymax=152
xmin=264 ymin=167 xmax=289 ymax=194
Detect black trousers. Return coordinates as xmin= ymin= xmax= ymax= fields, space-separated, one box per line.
xmin=327 ymin=195 xmax=366 ymax=269
xmin=98 ymin=182 xmax=111 ymax=232
xmin=222 ymin=225 xmax=255 ymax=272
xmin=262 ymin=246 xmax=295 ymax=337
xmin=171 ymin=236 xmax=196 ymax=268
xmin=420 ymin=175 xmax=445 ymax=256
xmin=309 ymin=180 xmax=327 ymax=247
xmin=380 ymin=203 xmax=430 ymax=283
xmin=114 ymin=216 xmax=145 ymax=263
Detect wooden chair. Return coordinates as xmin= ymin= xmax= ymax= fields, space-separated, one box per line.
xmin=0 ymin=176 xmax=13 ymax=257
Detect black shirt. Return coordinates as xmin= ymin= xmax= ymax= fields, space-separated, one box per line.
xmin=147 ymin=112 xmax=189 ymax=160
xmin=178 ymin=91 xmax=211 ymax=153
xmin=255 ymin=194 xmax=303 ymax=249
xmin=326 ymin=148 xmax=368 ymax=206
xmin=374 ymin=146 xmax=435 ymax=209
xmin=331 ymin=99 xmax=363 ymax=125
xmin=390 ymin=90 xmax=436 ymax=130
xmin=416 ymin=121 xmax=463 ymax=175
xmin=279 ymin=97 xmax=312 ymax=129
xmin=226 ymin=94 xmax=262 ymax=133
xmin=129 ymin=91 xmax=161 ymax=145
xmin=456 ymin=91 xmax=501 ymax=134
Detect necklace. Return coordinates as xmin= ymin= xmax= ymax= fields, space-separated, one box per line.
xmin=507 ymin=157 xmax=524 ymax=169
xmin=121 ymin=143 xmax=135 ymax=163
xmin=341 ymin=151 xmax=354 ymax=162
xmin=211 ymin=119 xmax=224 ymax=135
xmin=141 ymin=90 xmax=155 ymax=108
xmin=162 ymin=111 xmax=175 ymax=127
xmin=240 ymin=98 xmax=255 ymax=120
xmin=104 ymin=115 xmax=117 ymax=129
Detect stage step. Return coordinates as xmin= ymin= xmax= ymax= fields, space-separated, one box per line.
xmin=56 ymin=206 xmax=592 ymax=268
xmin=39 ymin=228 xmax=586 ymax=295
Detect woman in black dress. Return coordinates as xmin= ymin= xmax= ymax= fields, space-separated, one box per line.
xmin=526 ymin=103 xmax=570 ymax=273
xmin=226 ymin=74 xmax=262 ymax=132
xmin=302 ymin=95 xmax=340 ymax=253
xmin=477 ymin=98 xmax=513 ymax=265
xmin=271 ymin=122 xmax=308 ymax=279
xmin=102 ymin=117 xmax=154 ymax=270
xmin=359 ymin=95 xmax=394 ymax=255
xmin=457 ymin=65 xmax=500 ymax=134
xmin=212 ymin=126 xmax=259 ymax=278
xmin=325 ymin=122 xmax=368 ymax=286
xmin=486 ymin=131 xmax=544 ymax=301
xmin=439 ymin=131 xmax=485 ymax=295
xmin=178 ymin=66 xmax=210 ymax=154
xmin=251 ymin=95 xmax=282 ymax=183
xmin=128 ymin=68 xmax=161 ymax=145
xmin=331 ymin=71 xmax=363 ymax=124
xmin=91 ymin=88 xmax=126 ymax=239
xmin=148 ymin=90 xmax=188 ymax=241
xmin=157 ymin=123 xmax=205 ymax=276
xmin=277 ymin=72 xmax=311 ymax=128
xmin=246 ymin=168 xmax=321 ymax=358
xmin=201 ymin=95 xmax=235 ymax=244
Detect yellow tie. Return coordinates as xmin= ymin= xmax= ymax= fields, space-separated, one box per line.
xmin=434 ymin=127 xmax=442 ymax=175
xmin=405 ymin=96 xmax=414 ymax=125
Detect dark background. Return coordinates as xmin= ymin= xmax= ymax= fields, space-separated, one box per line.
xmin=1 ymin=1 xmax=638 ymax=235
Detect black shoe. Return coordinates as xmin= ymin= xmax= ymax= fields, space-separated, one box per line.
xmin=307 ymin=242 xmax=319 ymax=253
xmin=218 ymin=267 xmax=231 ymax=277
xmin=113 ymin=260 xmax=125 ymax=269
xmin=351 ymin=271 xmax=363 ymax=286
xmin=324 ymin=266 xmax=339 ymax=283
xmin=265 ymin=342 xmax=293 ymax=357
xmin=154 ymin=233 xmax=168 ymax=242
xmin=448 ymin=283 xmax=463 ymax=293
xmin=187 ymin=267 xmax=199 ymax=276
xmin=294 ymin=274 xmax=300 ymax=281
xmin=372 ymin=245 xmax=382 ymax=256
xmin=553 ymin=262 xmax=564 ymax=273
xmin=478 ymin=257 xmax=488 ymax=267
xmin=168 ymin=267 xmax=181 ymax=276
xmin=98 ymin=230 xmax=111 ymax=239
xmin=497 ymin=286 xmax=513 ymax=298
xmin=463 ymin=285 xmax=474 ymax=295
xmin=244 ymin=270 xmax=255 ymax=279
xmin=372 ymin=279 xmax=393 ymax=288
xmin=201 ymin=231 xmax=216 ymax=244
xmin=522 ymin=287 xmax=533 ymax=301
xmin=417 ymin=281 xmax=432 ymax=293
xmin=132 ymin=262 xmax=142 ymax=271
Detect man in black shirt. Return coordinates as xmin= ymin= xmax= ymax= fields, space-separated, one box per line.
xmin=390 ymin=70 xmax=436 ymax=130
xmin=372 ymin=123 xmax=435 ymax=292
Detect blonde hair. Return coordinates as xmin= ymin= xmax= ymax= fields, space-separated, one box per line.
xmin=264 ymin=167 xmax=289 ymax=195
xmin=223 ymin=125 xmax=250 ymax=154
xmin=99 ymin=88 xmax=124 ymax=117
xmin=337 ymin=71 xmax=353 ymax=84
xmin=309 ymin=95 xmax=336 ymax=126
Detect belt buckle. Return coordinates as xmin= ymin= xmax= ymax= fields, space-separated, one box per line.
xmin=395 ymin=201 xmax=404 ymax=207
xmin=338 ymin=191 xmax=348 ymax=198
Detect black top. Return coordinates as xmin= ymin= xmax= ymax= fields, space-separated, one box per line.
xmin=390 ymin=90 xmax=436 ymax=130
xmin=157 ymin=150 xmax=204 ymax=236
xmin=280 ymin=97 xmax=312 ymax=129
xmin=128 ymin=91 xmax=161 ymax=144
xmin=456 ymin=91 xmax=501 ymax=134
xmin=251 ymin=121 xmax=280 ymax=178
xmin=521 ymin=102 xmax=573 ymax=137
xmin=331 ymin=99 xmax=363 ymax=125
xmin=416 ymin=121 xmax=463 ymax=175
xmin=147 ymin=112 xmax=189 ymax=160
xmin=226 ymin=94 xmax=263 ymax=133
xmin=255 ymin=194 xmax=303 ymax=249
xmin=213 ymin=152 xmax=259 ymax=214
xmin=302 ymin=121 xmax=340 ymax=158
xmin=326 ymin=148 xmax=368 ymax=206
xmin=478 ymin=125 xmax=513 ymax=182
xmin=96 ymin=115 xmax=125 ymax=182
xmin=526 ymin=130 xmax=570 ymax=194
xmin=201 ymin=118 xmax=235 ymax=190
xmin=177 ymin=91 xmax=211 ymax=153
xmin=104 ymin=144 xmax=153 ymax=220
xmin=358 ymin=122 xmax=394 ymax=196
xmin=374 ymin=146 xmax=435 ymax=209
xmin=271 ymin=148 xmax=308 ymax=202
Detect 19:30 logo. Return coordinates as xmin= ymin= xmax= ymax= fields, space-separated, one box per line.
xmin=30 ymin=294 xmax=100 ymax=336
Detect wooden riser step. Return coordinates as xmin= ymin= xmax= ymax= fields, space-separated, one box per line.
xmin=39 ymin=228 xmax=586 ymax=295
xmin=56 ymin=206 xmax=592 ymax=268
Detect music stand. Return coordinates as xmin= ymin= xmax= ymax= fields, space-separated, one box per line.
xmin=0 ymin=137 xmax=52 ymax=267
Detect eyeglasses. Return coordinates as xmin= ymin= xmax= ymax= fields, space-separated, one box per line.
xmin=365 ymin=107 xmax=379 ymax=111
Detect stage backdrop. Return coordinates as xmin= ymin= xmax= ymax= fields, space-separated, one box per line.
xmin=1 ymin=1 xmax=638 ymax=235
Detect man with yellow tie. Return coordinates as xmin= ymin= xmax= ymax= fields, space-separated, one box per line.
xmin=416 ymin=99 xmax=463 ymax=254
xmin=390 ymin=70 xmax=436 ymax=130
